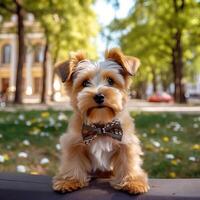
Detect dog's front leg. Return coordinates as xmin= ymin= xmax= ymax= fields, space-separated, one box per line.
xmin=53 ymin=135 xmax=91 ymax=193
xmin=110 ymin=143 xmax=149 ymax=194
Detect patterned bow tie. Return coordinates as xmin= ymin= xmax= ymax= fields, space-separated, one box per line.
xmin=82 ymin=119 xmax=123 ymax=145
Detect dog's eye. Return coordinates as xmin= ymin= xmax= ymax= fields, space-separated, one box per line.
xmin=82 ymin=80 xmax=91 ymax=87
xmin=107 ymin=77 xmax=114 ymax=86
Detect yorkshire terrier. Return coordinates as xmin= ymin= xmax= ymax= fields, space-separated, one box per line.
xmin=52 ymin=48 xmax=149 ymax=194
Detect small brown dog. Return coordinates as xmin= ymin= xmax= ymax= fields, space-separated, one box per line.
xmin=53 ymin=48 xmax=149 ymax=194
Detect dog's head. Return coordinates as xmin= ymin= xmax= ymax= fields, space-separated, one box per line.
xmin=56 ymin=48 xmax=140 ymax=123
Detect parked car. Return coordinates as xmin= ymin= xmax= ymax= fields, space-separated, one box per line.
xmin=148 ymin=92 xmax=173 ymax=103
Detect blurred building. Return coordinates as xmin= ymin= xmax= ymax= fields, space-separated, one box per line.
xmin=0 ymin=14 xmax=65 ymax=103
xmin=186 ymin=75 xmax=200 ymax=100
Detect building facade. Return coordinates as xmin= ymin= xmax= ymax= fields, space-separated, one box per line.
xmin=0 ymin=14 xmax=64 ymax=103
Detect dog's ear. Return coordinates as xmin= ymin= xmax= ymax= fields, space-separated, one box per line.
xmin=55 ymin=52 xmax=86 ymax=82
xmin=125 ymin=56 xmax=140 ymax=75
xmin=55 ymin=60 xmax=70 ymax=82
xmin=105 ymin=48 xmax=140 ymax=76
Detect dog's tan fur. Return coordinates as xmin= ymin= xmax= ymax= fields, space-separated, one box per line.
xmin=53 ymin=48 xmax=149 ymax=194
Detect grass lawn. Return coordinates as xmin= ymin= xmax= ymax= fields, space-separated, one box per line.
xmin=0 ymin=110 xmax=199 ymax=178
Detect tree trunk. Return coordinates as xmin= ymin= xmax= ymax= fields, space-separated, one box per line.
xmin=172 ymin=0 xmax=186 ymax=103
xmin=172 ymin=30 xmax=186 ymax=103
xmin=162 ymin=78 xmax=168 ymax=92
xmin=50 ymin=69 xmax=56 ymax=101
xmin=41 ymin=42 xmax=49 ymax=103
xmin=152 ymin=68 xmax=157 ymax=93
xmin=135 ymin=81 xmax=147 ymax=99
xmin=50 ymin=44 xmax=60 ymax=101
xmin=14 ymin=0 xmax=25 ymax=104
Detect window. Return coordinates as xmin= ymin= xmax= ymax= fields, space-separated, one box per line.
xmin=34 ymin=44 xmax=43 ymax=63
xmin=1 ymin=44 xmax=11 ymax=64
xmin=33 ymin=77 xmax=41 ymax=94
xmin=1 ymin=78 xmax=9 ymax=94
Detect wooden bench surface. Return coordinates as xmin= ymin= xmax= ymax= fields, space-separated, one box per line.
xmin=0 ymin=173 xmax=199 ymax=200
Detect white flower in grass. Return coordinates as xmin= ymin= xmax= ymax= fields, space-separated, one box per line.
xmin=49 ymin=118 xmax=55 ymax=126
xmin=188 ymin=156 xmax=196 ymax=162
xmin=151 ymin=140 xmax=160 ymax=148
xmin=18 ymin=114 xmax=25 ymax=120
xmin=167 ymin=122 xmax=182 ymax=132
xmin=58 ymin=113 xmax=68 ymax=121
xmin=142 ymin=133 xmax=147 ymax=137
xmin=17 ymin=165 xmax=27 ymax=173
xmin=165 ymin=154 xmax=175 ymax=160
xmin=56 ymin=144 xmax=61 ymax=150
xmin=155 ymin=123 xmax=160 ymax=128
xmin=40 ymin=132 xmax=49 ymax=137
xmin=22 ymin=140 xmax=30 ymax=146
xmin=26 ymin=121 xmax=31 ymax=126
xmin=18 ymin=152 xmax=28 ymax=158
xmin=0 ymin=134 xmax=3 ymax=139
xmin=0 ymin=155 xmax=5 ymax=163
xmin=173 ymin=124 xmax=181 ymax=132
xmin=31 ymin=128 xmax=40 ymax=135
xmin=40 ymin=132 xmax=45 ymax=137
xmin=40 ymin=158 xmax=49 ymax=165
xmin=193 ymin=123 xmax=199 ymax=129
xmin=172 ymin=136 xmax=181 ymax=144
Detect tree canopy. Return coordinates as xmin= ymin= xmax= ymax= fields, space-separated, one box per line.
xmin=110 ymin=0 xmax=200 ymax=102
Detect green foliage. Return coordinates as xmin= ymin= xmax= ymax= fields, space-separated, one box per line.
xmin=110 ymin=0 xmax=200 ymax=89
xmin=0 ymin=0 xmax=15 ymax=19
xmin=0 ymin=0 xmax=99 ymax=61
xmin=26 ymin=0 xmax=99 ymax=61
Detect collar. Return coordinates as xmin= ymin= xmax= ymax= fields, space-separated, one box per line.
xmin=82 ymin=119 xmax=123 ymax=145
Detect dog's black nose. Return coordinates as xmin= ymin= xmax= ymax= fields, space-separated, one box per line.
xmin=93 ymin=93 xmax=104 ymax=104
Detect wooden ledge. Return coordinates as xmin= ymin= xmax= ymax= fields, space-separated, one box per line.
xmin=0 ymin=173 xmax=199 ymax=200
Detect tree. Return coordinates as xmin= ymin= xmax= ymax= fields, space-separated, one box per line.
xmin=28 ymin=0 xmax=98 ymax=103
xmin=109 ymin=0 xmax=200 ymax=103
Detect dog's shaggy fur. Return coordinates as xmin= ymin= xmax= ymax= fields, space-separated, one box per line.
xmin=52 ymin=48 xmax=149 ymax=194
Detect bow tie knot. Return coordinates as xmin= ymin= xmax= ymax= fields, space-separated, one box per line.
xmin=82 ymin=119 xmax=123 ymax=145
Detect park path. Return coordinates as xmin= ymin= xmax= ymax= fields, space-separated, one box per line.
xmin=1 ymin=100 xmax=200 ymax=113
xmin=126 ymin=100 xmax=200 ymax=113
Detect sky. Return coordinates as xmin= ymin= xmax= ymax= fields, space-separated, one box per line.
xmin=93 ymin=0 xmax=133 ymax=57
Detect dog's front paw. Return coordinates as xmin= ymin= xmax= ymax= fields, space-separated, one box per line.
xmin=53 ymin=177 xmax=88 ymax=193
xmin=122 ymin=180 xmax=149 ymax=194
xmin=112 ymin=177 xmax=150 ymax=194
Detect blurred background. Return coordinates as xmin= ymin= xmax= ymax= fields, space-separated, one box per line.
xmin=0 ymin=0 xmax=199 ymax=105
xmin=0 ymin=0 xmax=199 ymax=178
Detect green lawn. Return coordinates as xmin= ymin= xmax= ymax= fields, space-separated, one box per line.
xmin=0 ymin=110 xmax=199 ymax=178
